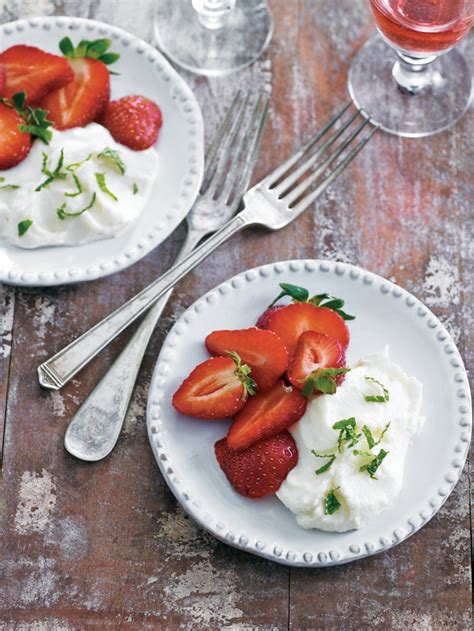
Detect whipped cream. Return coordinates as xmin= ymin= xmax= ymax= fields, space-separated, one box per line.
xmin=276 ymin=349 xmax=423 ymax=532
xmin=0 ymin=123 xmax=158 ymax=248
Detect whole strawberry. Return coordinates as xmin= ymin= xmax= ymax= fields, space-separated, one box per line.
xmin=215 ymin=431 xmax=298 ymax=499
xmin=99 ymin=95 xmax=163 ymax=150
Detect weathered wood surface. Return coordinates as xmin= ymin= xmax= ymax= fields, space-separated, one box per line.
xmin=0 ymin=0 xmax=472 ymax=629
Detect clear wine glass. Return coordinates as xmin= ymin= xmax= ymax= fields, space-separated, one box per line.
xmin=348 ymin=0 xmax=474 ymax=137
xmin=154 ymin=0 xmax=274 ymax=76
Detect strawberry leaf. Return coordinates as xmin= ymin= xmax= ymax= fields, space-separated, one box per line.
xmin=4 ymin=92 xmax=53 ymax=144
xmin=302 ymin=367 xmax=351 ymax=397
xmin=59 ymin=36 xmax=120 ymax=65
xmin=310 ymin=292 xmax=355 ymax=320
xmin=227 ymin=350 xmax=257 ymax=397
xmin=269 ymin=282 xmax=309 ymax=307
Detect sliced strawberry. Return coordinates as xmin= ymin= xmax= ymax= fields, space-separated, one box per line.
xmin=99 ymin=95 xmax=163 ymax=150
xmin=215 ymin=431 xmax=298 ymax=498
xmin=0 ymin=45 xmax=73 ymax=105
xmin=0 ymin=102 xmax=32 ymax=169
xmin=0 ymin=65 xmax=6 ymax=96
xmin=205 ymin=327 xmax=288 ymax=392
xmin=287 ymin=331 xmax=346 ymax=391
xmin=255 ymin=305 xmax=285 ymax=329
xmin=261 ymin=303 xmax=350 ymax=356
xmin=172 ymin=354 xmax=255 ymax=420
xmin=40 ymin=58 xmax=110 ymax=130
xmin=227 ymin=379 xmax=307 ymax=451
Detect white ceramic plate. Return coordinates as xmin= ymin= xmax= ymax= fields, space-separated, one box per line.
xmin=0 ymin=17 xmax=204 ymax=286
xmin=147 ymin=259 xmax=471 ymax=567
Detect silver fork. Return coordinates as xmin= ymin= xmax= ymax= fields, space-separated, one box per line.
xmin=62 ymin=91 xmax=270 ymax=461
xmin=39 ymin=103 xmax=379 ymax=395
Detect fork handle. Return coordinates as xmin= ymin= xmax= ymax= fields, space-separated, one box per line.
xmin=38 ymin=209 xmax=253 ymax=390
xmin=63 ymin=227 xmax=207 ymax=461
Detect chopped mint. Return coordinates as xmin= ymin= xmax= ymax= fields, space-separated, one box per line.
xmin=18 ymin=219 xmax=33 ymax=236
xmin=361 ymin=422 xmax=391 ymax=450
xmin=364 ymin=376 xmax=389 ymax=403
xmin=95 ymin=172 xmax=118 ymax=201
xmin=98 ymin=148 xmax=126 ymax=175
xmin=132 ymin=182 xmax=139 ymax=195
xmin=57 ymin=193 xmax=96 ymax=220
xmin=64 ymin=174 xmax=83 ymax=198
xmin=66 ymin=154 xmax=92 ymax=172
xmin=301 ymin=367 xmax=350 ymax=397
xmin=359 ymin=449 xmax=389 ymax=479
xmin=311 ymin=451 xmax=336 ymax=475
xmin=0 ymin=177 xmax=19 ymax=190
xmin=36 ymin=149 xmax=67 ymax=191
xmin=324 ymin=488 xmax=341 ymax=515
xmin=333 ymin=417 xmax=361 ymax=453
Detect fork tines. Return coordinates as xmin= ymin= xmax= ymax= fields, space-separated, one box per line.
xmin=201 ymin=91 xmax=270 ymax=206
xmin=266 ymin=103 xmax=380 ymax=213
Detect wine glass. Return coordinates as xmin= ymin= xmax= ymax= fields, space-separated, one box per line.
xmin=154 ymin=0 xmax=274 ymax=76
xmin=348 ymin=0 xmax=474 ymax=137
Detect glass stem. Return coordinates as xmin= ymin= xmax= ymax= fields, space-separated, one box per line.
xmin=392 ymin=51 xmax=438 ymax=94
xmin=191 ymin=0 xmax=236 ymax=30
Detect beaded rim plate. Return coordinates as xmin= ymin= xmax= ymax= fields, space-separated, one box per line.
xmin=147 ymin=259 xmax=471 ymax=567
xmin=0 ymin=17 xmax=204 ymax=286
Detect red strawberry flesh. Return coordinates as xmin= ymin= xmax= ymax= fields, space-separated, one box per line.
xmin=205 ymin=327 xmax=288 ymax=392
xmin=0 ymin=45 xmax=73 ymax=105
xmin=287 ymin=331 xmax=346 ymax=390
xmin=262 ymin=302 xmax=350 ymax=356
xmin=215 ymin=431 xmax=298 ymax=498
xmin=172 ymin=356 xmax=251 ymax=420
xmin=0 ymin=102 xmax=32 ymax=169
xmin=41 ymin=58 xmax=110 ymax=130
xmin=227 ymin=379 xmax=307 ymax=451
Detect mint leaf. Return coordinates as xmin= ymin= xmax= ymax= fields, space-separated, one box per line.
xmin=36 ymin=149 xmax=67 ymax=191
xmin=324 ymin=488 xmax=341 ymax=515
xmin=95 ymin=172 xmax=118 ymax=201
xmin=132 ymin=182 xmax=139 ymax=195
xmin=57 ymin=193 xmax=96 ymax=220
xmin=64 ymin=174 xmax=83 ymax=198
xmin=364 ymin=376 xmax=389 ymax=403
xmin=302 ymin=367 xmax=350 ymax=397
xmin=18 ymin=219 xmax=32 ymax=237
xmin=311 ymin=451 xmax=336 ymax=475
xmin=359 ymin=449 xmax=389 ymax=479
xmin=98 ymin=148 xmax=126 ymax=175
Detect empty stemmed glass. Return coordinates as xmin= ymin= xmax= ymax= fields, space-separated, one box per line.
xmin=349 ymin=0 xmax=474 ymax=137
xmin=154 ymin=0 xmax=274 ymax=76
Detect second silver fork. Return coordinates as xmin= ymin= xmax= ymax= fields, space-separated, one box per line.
xmin=64 ymin=92 xmax=269 ymax=461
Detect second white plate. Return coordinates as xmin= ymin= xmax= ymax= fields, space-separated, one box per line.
xmin=147 ymin=259 xmax=471 ymax=567
xmin=0 ymin=17 xmax=204 ymax=286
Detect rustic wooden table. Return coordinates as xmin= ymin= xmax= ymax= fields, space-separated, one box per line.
xmin=1 ymin=1 xmax=472 ymax=629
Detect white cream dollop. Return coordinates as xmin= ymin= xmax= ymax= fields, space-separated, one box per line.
xmin=0 ymin=123 xmax=158 ymax=248
xmin=276 ymin=349 xmax=424 ymax=532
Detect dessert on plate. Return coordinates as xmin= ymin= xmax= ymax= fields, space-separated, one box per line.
xmin=171 ymin=282 xmax=424 ymax=532
xmin=0 ymin=37 xmax=163 ymax=248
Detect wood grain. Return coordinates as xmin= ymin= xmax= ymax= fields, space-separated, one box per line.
xmin=0 ymin=0 xmax=472 ymax=629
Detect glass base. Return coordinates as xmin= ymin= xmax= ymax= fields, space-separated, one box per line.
xmin=154 ymin=0 xmax=274 ymax=77
xmin=348 ymin=35 xmax=473 ymax=138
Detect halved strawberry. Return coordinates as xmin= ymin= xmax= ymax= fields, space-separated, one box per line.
xmin=0 ymin=45 xmax=73 ymax=105
xmin=287 ymin=331 xmax=346 ymax=393
xmin=262 ymin=303 xmax=350 ymax=356
xmin=227 ymin=379 xmax=307 ymax=451
xmin=255 ymin=305 xmax=285 ymax=329
xmin=0 ymin=65 xmax=6 ymax=96
xmin=0 ymin=102 xmax=32 ymax=169
xmin=41 ymin=57 xmax=110 ymax=130
xmin=172 ymin=353 xmax=255 ymax=420
xmin=99 ymin=95 xmax=163 ymax=150
xmin=205 ymin=327 xmax=288 ymax=392
xmin=215 ymin=431 xmax=298 ymax=498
